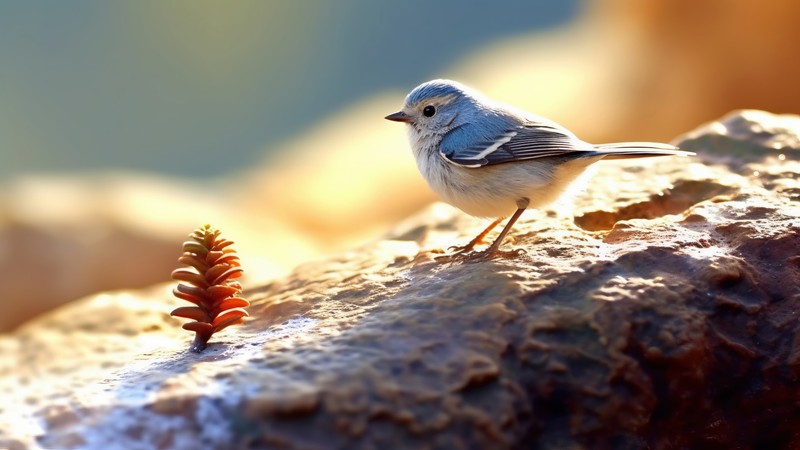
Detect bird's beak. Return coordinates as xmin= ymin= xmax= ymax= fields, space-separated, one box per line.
xmin=384 ymin=111 xmax=413 ymax=123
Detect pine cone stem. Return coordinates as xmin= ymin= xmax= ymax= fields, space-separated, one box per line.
xmin=190 ymin=331 xmax=212 ymax=353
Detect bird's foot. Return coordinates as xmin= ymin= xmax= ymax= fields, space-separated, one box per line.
xmin=434 ymin=247 xmax=526 ymax=263
xmin=446 ymin=243 xmax=478 ymax=255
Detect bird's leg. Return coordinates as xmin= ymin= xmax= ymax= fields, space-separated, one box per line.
xmin=479 ymin=206 xmax=527 ymax=257
xmin=447 ymin=217 xmax=504 ymax=254
xmin=439 ymin=198 xmax=530 ymax=262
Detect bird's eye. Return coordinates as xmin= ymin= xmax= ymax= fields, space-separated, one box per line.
xmin=422 ymin=105 xmax=436 ymax=117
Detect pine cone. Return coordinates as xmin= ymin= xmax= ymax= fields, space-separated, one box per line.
xmin=171 ymin=224 xmax=249 ymax=352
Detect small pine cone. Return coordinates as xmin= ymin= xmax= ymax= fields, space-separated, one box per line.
xmin=171 ymin=224 xmax=249 ymax=352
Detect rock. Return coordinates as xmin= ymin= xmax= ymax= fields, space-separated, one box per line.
xmin=2 ymin=110 xmax=799 ymax=449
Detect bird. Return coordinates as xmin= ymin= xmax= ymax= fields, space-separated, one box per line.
xmin=385 ymin=79 xmax=694 ymax=261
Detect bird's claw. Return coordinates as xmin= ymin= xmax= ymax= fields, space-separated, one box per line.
xmin=434 ymin=247 xmax=526 ymax=263
xmin=446 ymin=244 xmax=476 ymax=254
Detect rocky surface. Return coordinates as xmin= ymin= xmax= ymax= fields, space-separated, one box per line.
xmin=1 ymin=110 xmax=799 ymax=449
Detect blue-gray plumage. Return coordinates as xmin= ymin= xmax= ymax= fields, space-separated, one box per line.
xmin=386 ymin=79 xmax=694 ymax=260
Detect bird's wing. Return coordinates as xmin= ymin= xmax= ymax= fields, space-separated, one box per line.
xmin=439 ymin=121 xmax=592 ymax=168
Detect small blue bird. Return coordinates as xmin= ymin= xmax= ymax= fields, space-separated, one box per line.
xmin=385 ymin=79 xmax=693 ymax=260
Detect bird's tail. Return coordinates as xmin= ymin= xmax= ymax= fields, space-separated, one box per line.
xmin=592 ymin=142 xmax=695 ymax=159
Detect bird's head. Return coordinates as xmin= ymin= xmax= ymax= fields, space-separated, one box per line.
xmin=385 ymin=79 xmax=479 ymax=136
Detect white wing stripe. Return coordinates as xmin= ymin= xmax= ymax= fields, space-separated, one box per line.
xmin=467 ymin=131 xmax=518 ymax=160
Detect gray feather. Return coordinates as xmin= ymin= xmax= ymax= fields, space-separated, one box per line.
xmin=591 ymin=142 xmax=694 ymax=160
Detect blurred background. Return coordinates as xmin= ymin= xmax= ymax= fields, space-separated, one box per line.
xmin=1 ymin=0 xmax=799 ymax=331
xmin=0 ymin=1 xmax=579 ymax=177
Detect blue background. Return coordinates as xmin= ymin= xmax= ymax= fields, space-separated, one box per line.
xmin=0 ymin=1 xmax=579 ymax=177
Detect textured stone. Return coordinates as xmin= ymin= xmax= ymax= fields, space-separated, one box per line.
xmin=1 ymin=110 xmax=799 ymax=449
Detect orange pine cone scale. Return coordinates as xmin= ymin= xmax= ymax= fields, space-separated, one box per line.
xmin=181 ymin=241 xmax=209 ymax=256
xmin=178 ymin=253 xmax=210 ymax=272
xmin=183 ymin=322 xmax=214 ymax=333
xmin=212 ymin=308 xmax=249 ymax=331
xmin=172 ymin=287 xmax=203 ymax=305
xmin=209 ymin=267 xmax=244 ymax=286
xmin=171 ymin=268 xmax=209 ymax=288
xmin=203 ymin=264 xmax=232 ymax=283
xmin=216 ymin=297 xmax=250 ymax=311
xmin=170 ymin=306 xmax=211 ymax=322
xmin=175 ymin=283 xmax=207 ymax=300
xmin=206 ymin=284 xmax=240 ymax=301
